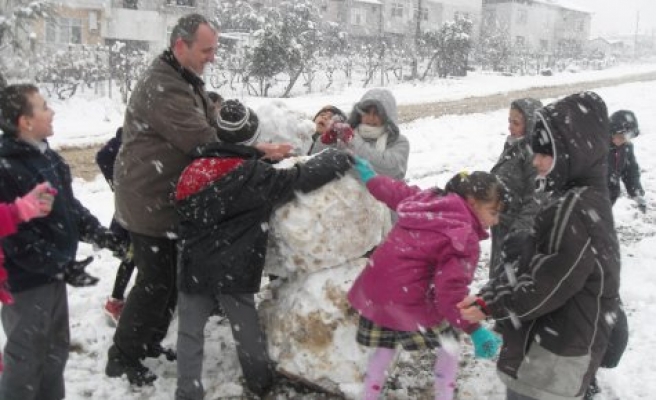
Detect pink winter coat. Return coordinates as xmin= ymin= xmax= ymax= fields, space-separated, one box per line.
xmin=348 ymin=176 xmax=487 ymax=334
xmin=0 ymin=203 xmax=20 ymax=304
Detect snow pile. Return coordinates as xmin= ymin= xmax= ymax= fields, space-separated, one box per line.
xmin=256 ymin=101 xmax=316 ymax=155
xmin=256 ymin=108 xmax=384 ymax=398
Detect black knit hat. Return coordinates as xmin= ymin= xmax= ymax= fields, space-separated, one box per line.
xmin=216 ymin=99 xmax=260 ymax=144
xmin=531 ymin=118 xmax=554 ymax=156
xmin=313 ymin=105 xmax=347 ymax=123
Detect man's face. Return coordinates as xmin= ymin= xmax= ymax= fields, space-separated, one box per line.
xmin=175 ymin=23 xmax=218 ymax=75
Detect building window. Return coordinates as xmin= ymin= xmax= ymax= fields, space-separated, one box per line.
xmin=351 ymin=8 xmax=366 ymax=26
xmin=391 ymin=3 xmax=403 ymax=18
xmin=516 ymin=9 xmax=528 ymax=25
xmin=46 ymin=18 xmax=82 ymax=45
xmin=123 ymin=0 xmax=138 ymax=9
xmin=414 ymin=6 xmax=428 ymax=21
xmin=167 ymin=0 xmax=195 ymax=7
xmin=540 ymin=39 xmax=548 ymax=50
xmin=515 ymin=36 xmax=525 ymax=47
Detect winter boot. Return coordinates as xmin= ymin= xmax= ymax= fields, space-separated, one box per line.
xmin=105 ymin=345 xmax=157 ymax=386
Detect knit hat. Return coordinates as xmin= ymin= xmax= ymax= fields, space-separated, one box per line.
xmin=216 ymin=99 xmax=260 ymax=145
xmin=531 ymin=118 xmax=554 ymax=156
xmin=313 ymin=105 xmax=347 ymax=123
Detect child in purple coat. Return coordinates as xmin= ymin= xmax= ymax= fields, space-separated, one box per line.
xmin=348 ymin=160 xmax=505 ymax=400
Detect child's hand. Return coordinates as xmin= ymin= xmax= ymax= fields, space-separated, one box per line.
xmin=15 ymin=182 xmax=57 ymax=222
xmin=470 ymin=327 xmax=501 ymax=359
xmin=321 ymin=122 xmax=354 ymax=145
xmin=457 ymin=295 xmax=488 ymax=322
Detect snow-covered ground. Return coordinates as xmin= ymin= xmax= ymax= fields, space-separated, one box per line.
xmin=4 ymin=62 xmax=656 ymax=399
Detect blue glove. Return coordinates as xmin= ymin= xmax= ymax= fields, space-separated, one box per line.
xmin=354 ymin=157 xmax=376 ymax=183
xmin=470 ymin=327 xmax=501 ymax=359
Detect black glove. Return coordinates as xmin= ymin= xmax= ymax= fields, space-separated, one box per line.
xmin=65 ymin=256 xmax=99 ymax=287
xmin=94 ymin=229 xmax=129 ymax=259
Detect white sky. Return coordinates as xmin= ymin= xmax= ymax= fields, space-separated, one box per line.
xmin=574 ymin=0 xmax=656 ymax=37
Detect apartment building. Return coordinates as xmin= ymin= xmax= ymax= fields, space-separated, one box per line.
xmin=482 ymin=0 xmax=591 ymax=56
xmin=323 ymin=0 xmax=483 ymax=39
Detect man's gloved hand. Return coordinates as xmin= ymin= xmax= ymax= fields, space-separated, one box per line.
xmin=14 ymin=182 xmax=57 ymax=222
xmin=634 ymin=196 xmax=647 ymax=214
xmin=354 ymin=157 xmax=376 ymax=184
xmin=65 ymin=256 xmax=99 ymax=287
xmin=321 ymin=122 xmax=354 ymax=145
xmin=470 ymin=326 xmax=501 ymax=359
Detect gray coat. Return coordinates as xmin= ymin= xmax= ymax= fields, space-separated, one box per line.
xmin=309 ymin=88 xmax=409 ymax=180
xmin=114 ymin=51 xmax=219 ymax=237
xmin=489 ymin=98 xmax=543 ymax=276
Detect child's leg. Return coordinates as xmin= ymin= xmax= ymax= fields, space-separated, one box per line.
xmin=219 ymin=293 xmax=275 ymax=397
xmin=111 ymin=259 xmax=136 ymax=300
xmin=434 ymin=345 xmax=460 ymax=400
xmin=175 ymin=291 xmax=214 ymax=400
xmin=363 ymin=347 xmax=397 ymax=400
xmin=0 ymin=282 xmax=69 ymax=400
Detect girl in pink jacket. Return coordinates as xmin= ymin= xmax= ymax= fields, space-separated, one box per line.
xmin=348 ymin=160 xmax=505 ymax=400
xmin=0 ymin=182 xmax=55 ymax=370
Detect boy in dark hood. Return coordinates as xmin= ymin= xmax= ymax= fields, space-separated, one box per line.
xmin=459 ymin=92 xmax=621 ymax=400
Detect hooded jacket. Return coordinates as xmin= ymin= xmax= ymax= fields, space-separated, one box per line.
xmin=489 ymin=98 xmax=543 ymax=274
xmin=114 ymin=50 xmax=219 ymax=238
xmin=480 ymin=92 xmax=620 ymax=400
xmin=176 ymin=145 xmax=352 ymax=295
xmin=309 ymin=88 xmax=409 ymax=180
xmin=348 ymin=176 xmax=486 ymax=334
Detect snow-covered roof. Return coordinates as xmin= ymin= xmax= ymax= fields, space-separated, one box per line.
xmin=533 ymin=0 xmax=592 ymax=14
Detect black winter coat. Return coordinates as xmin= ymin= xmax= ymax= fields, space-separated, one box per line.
xmin=608 ymin=142 xmax=643 ymax=203
xmin=489 ymin=98 xmax=543 ymax=274
xmin=176 ymin=144 xmax=353 ymax=296
xmin=0 ymin=136 xmax=113 ymax=292
xmin=481 ymin=92 xmax=621 ymax=400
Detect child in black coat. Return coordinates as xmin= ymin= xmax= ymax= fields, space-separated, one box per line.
xmin=96 ymin=127 xmax=136 ymax=325
xmin=607 ymin=110 xmax=646 ymax=212
xmin=174 ymin=100 xmax=354 ymax=399
xmin=0 ymin=83 xmax=126 ymax=400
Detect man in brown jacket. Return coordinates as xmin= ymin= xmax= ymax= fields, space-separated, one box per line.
xmin=106 ymin=13 xmax=221 ymax=386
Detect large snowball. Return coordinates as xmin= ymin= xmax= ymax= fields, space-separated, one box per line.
xmin=264 ymin=156 xmax=385 ymax=277
xmin=260 ymin=261 xmax=370 ymax=399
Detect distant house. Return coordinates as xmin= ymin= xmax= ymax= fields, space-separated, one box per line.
xmin=320 ymin=0 xmax=482 ymax=39
xmin=104 ymin=0 xmax=214 ymax=53
xmin=588 ymin=37 xmax=625 ymax=59
xmin=482 ymin=0 xmax=591 ymax=56
xmin=32 ymin=0 xmax=105 ymax=51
